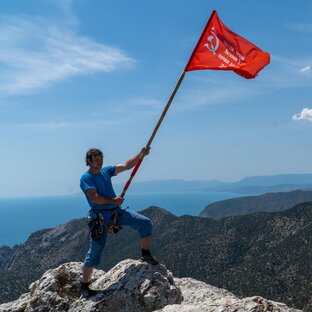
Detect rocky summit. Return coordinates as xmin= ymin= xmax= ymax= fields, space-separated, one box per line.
xmin=0 ymin=259 xmax=300 ymax=312
xmin=1 ymin=204 xmax=312 ymax=310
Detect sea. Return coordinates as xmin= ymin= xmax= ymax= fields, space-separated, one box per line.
xmin=0 ymin=191 xmax=240 ymax=247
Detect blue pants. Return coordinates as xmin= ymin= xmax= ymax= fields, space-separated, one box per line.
xmin=84 ymin=207 xmax=152 ymax=267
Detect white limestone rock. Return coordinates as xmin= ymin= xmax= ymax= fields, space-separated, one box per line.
xmin=0 ymin=260 xmax=301 ymax=312
xmin=156 ymin=278 xmax=301 ymax=312
xmin=0 ymin=260 xmax=182 ymax=312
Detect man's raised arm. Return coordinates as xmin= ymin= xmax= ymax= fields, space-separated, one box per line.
xmin=115 ymin=147 xmax=150 ymax=175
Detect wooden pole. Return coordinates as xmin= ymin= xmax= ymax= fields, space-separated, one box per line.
xmin=120 ymin=71 xmax=186 ymax=198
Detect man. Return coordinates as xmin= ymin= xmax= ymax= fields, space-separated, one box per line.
xmin=80 ymin=147 xmax=157 ymax=295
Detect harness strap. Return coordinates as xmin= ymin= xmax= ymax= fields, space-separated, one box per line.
xmin=96 ymin=209 xmax=121 ymax=234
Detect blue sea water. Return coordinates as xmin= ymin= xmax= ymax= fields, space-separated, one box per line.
xmin=0 ymin=191 xmax=240 ymax=247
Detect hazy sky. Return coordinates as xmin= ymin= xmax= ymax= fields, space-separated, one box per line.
xmin=1 ymin=0 xmax=312 ymax=197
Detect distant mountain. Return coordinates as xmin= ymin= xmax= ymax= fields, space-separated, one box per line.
xmin=199 ymin=190 xmax=312 ymax=218
xmin=1 ymin=204 xmax=312 ymax=310
xmin=234 ymin=173 xmax=312 ymax=186
xmin=215 ymin=174 xmax=312 ymax=195
xmin=114 ymin=179 xmax=226 ymax=194
xmin=215 ymin=184 xmax=312 ymax=195
xmin=112 ymin=174 xmax=312 ymax=195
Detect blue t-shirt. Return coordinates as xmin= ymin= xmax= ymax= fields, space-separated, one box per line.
xmin=80 ymin=165 xmax=118 ymax=210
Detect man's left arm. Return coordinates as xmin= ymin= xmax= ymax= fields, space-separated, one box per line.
xmin=115 ymin=147 xmax=150 ymax=175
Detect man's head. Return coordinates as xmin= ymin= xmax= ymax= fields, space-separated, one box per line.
xmin=85 ymin=148 xmax=103 ymax=167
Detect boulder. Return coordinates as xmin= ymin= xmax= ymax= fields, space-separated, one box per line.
xmin=0 ymin=260 xmax=300 ymax=312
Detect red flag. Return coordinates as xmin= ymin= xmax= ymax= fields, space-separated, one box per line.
xmin=185 ymin=10 xmax=270 ymax=79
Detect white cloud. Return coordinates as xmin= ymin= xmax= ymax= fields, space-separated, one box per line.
xmin=174 ymin=74 xmax=260 ymax=110
xmin=15 ymin=121 xmax=80 ymax=129
xmin=300 ymin=65 xmax=311 ymax=73
xmin=129 ymin=97 xmax=163 ymax=107
xmin=273 ymin=55 xmax=311 ymax=75
xmin=14 ymin=119 xmax=123 ymax=129
xmin=54 ymin=0 xmax=76 ymax=16
xmin=256 ymin=54 xmax=312 ymax=91
xmin=292 ymin=108 xmax=312 ymax=122
xmin=0 ymin=16 xmax=135 ymax=96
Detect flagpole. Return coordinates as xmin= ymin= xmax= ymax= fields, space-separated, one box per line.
xmin=120 ymin=71 xmax=186 ymax=198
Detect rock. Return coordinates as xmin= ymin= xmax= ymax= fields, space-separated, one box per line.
xmin=157 ymin=278 xmax=301 ymax=312
xmin=0 ymin=260 xmax=300 ymax=312
xmin=0 ymin=260 xmax=182 ymax=312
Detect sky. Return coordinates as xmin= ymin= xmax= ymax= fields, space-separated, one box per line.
xmin=1 ymin=0 xmax=312 ymax=198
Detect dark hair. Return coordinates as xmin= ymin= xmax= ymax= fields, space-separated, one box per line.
xmin=85 ymin=148 xmax=103 ymax=166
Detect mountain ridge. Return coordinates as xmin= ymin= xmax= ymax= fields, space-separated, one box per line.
xmin=199 ymin=190 xmax=312 ymax=218
xmin=1 ymin=203 xmax=312 ymax=310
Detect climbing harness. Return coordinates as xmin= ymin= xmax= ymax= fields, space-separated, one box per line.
xmin=88 ymin=209 xmax=122 ymax=240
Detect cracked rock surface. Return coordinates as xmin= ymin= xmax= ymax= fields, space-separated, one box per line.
xmin=0 ymin=260 xmax=300 ymax=312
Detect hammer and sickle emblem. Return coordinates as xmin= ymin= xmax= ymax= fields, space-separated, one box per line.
xmin=204 ymin=29 xmax=219 ymax=54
